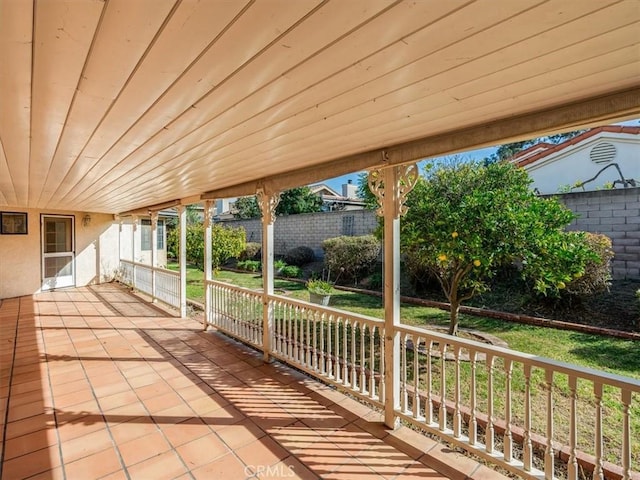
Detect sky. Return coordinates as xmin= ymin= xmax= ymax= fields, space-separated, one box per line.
xmin=322 ymin=118 xmax=640 ymax=194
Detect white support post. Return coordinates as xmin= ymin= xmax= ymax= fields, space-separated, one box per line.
xmin=132 ymin=216 xmax=138 ymax=288
xmin=131 ymin=215 xmax=137 ymax=262
xmin=257 ymin=188 xmax=280 ymax=362
xmin=369 ymin=163 xmax=418 ymax=429
xmin=151 ymin=212 xmax=158 ymax=302
xmin=203 ymin=201 xmax=214 ymax=330
xmin=178 ymin=205 xmax=187 ymax=318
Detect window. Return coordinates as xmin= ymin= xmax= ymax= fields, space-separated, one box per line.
xmin=141 ymin=219 xmax=152 ymax=251
xmin=141 ymin=218 xmax=164 ymax=250
xmin=342 ymin=215 xmax=355 ymax=236
xmin=157 ymin=220 xmax=164 ymax=250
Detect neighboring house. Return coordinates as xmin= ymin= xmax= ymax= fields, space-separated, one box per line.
xmin=210 ymin=182 xmax=365 ymax=220
xmin=310 ymin=180 xmax=366 ymax=211
xmin=512 ymin=126 xmax=639 ymax=194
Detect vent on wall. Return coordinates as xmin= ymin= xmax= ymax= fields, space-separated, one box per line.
xmin=589 ymin=142 xmax=617 ymax=164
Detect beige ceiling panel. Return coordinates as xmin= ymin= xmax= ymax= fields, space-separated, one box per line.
xmin=253 ymin=0 xmax=626 ymax=144
xmin=0 ymin=0 xmax=32 ymax=206
xmin=374 ymin=66 xmax=640 ymax=155
xmin=108 ymin=19 xmax=639 ymax=202
xmin=246 ymin=51 xmax=639 ymax=166
xmin=70 ymin=0 xmax=541 ymax=207
xmin=93 ymin=61 xmax=640 ymax=213
xmin=446 ymin=25 xmax=640 ymax=101
xmin=46 ymin=0 xmax=252 ymax=205
xmin=66 ymin=0 xmax=400 ymax=205
xmin=164 ymin=64 xmax=639 ymax=196
xmin=271 ymin=65 xmax=640 ymax=172
xmin=27 ymin=0 xmax=104 ymax=206
xmin=1 ymin=1 xmax=638 ymax=213
xmin=0 ymin=142 xmax=15 ymax=207
xmin=131 ymin=0 xmax=596 ymax=183
xmin=258 ymin=39 xmax=639 ymax=158
xmin=36 ymin=0 xmax=178 ymax=208
xmin=62 ymin=0 xmax=323 ymax=205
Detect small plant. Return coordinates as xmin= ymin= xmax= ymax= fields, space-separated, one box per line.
xmin=279 ymin=265 xmax=302 ymax=278
xmin=240 ymin=242 xmax=261 ymax=261
xmin=367 ymin=271 xmax=383 ymax=290
xmin=237 ymin=260 xmax=261 ymax=272
xmin=306 ymin=279 xmax=334 ymax=295
xmin=274 ymin=259 xmax=287 ymax=272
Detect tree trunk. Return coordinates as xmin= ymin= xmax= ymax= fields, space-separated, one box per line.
xmin=448 ymin=300 xmax=460 ymax=336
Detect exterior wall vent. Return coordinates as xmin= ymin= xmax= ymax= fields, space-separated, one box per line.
xmin=589 ymin=142 xmax=616 ymax=164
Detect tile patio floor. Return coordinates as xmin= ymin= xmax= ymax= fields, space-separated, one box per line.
xmin=0 ymin=284 xmax=509 ymax=480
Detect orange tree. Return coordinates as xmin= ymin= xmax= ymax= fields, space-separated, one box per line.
xmin=402 ymin=161 xmax=597 ymax=335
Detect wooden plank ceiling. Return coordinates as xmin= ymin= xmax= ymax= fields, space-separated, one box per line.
xmin=1 ymin=0 xmax=639 ymax=214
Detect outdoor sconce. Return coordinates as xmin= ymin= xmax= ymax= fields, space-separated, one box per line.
xmin=82 ymin=214 xmax=92 ymax=227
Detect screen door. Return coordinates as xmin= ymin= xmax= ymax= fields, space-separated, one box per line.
xmin=42 ymin=215 xmax=75 ymax=290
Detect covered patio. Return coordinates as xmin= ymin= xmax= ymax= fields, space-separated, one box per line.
xmin=1 ymin=1 xmax=640 ymax=479
xmin=0 ymin=283 xmax=501 ymax=480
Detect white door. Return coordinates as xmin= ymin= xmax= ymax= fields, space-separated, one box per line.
xmin=42 ymin=215 xmax=75 ymax=290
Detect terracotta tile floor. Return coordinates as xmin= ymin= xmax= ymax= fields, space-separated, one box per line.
xmin=0 ymin=284 xmax=509 ymax=480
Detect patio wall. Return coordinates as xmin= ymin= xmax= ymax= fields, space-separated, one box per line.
xmin=0 ymin=208 xmax=120 ymax=299
xmin=221 ymin=209 xmax=378 ymax=257
xmin=549 ymin=187 xmax=640 ymax=279
xmin=119 ymin=217 xmax=168 ymax=267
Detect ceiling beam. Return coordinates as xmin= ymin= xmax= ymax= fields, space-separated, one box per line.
xmin=119 ymin=198 xmax=181 ymax=216
xmin=201 ymin=86 xmax=640 ymax=199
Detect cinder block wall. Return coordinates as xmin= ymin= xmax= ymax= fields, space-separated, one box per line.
xmin=221 ymin=209 xmax=378 ymax=257
xmin=547 ymin=188 xmax=640 ymax=279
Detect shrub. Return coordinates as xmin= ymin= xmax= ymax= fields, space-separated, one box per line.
xmin=168 ymin=224 xmax=245 ymax=270
xmin=280 ymin=265 xmax=302 ymax=278
xmin=240 ymin=242 xmax=261 ymax=261
xmin=211 ymin=224 xmax=246 ymax=270
xmin=565 ymin=232 xmax=613 ymax=296
xmin=322 ymin=235 xmax=381 ymax=283
xmin=284 ymin=246 xmax=315 ymax=266
xmin=237 ymin=260 xmax=261 ymax=272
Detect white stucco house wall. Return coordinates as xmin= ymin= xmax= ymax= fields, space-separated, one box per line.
xmin=0 ymin=210 xmax=169 ymax=299
xmin=513 ymin=126 xmax=639 ymax=194
xmin=119 ymin=216 xmax=169 ymax=267
xmin=0 ymin=209 xmax=121 ymax=299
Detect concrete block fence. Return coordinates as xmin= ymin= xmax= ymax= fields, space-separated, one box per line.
xmin=220 ymin=209 xmax=378 ymax=257
xmin=548 ymin=187 xmax=640 ymax=279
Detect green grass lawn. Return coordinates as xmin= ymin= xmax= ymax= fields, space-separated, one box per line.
xmin=168 ymin=263 xmax=639 ymax=468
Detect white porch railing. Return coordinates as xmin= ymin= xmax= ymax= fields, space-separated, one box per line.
xmin=119 ymin=260 xmax=180 ymax=309
xmin=205 ymin=280 xmax=385 ymax=408
xmin=208 ymin=279 xmax=263 ymax=349
xmin=204 ymin=279 xmax=639 ymax=480
xmin=393 ymin=324 xmax=639 ymax=480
